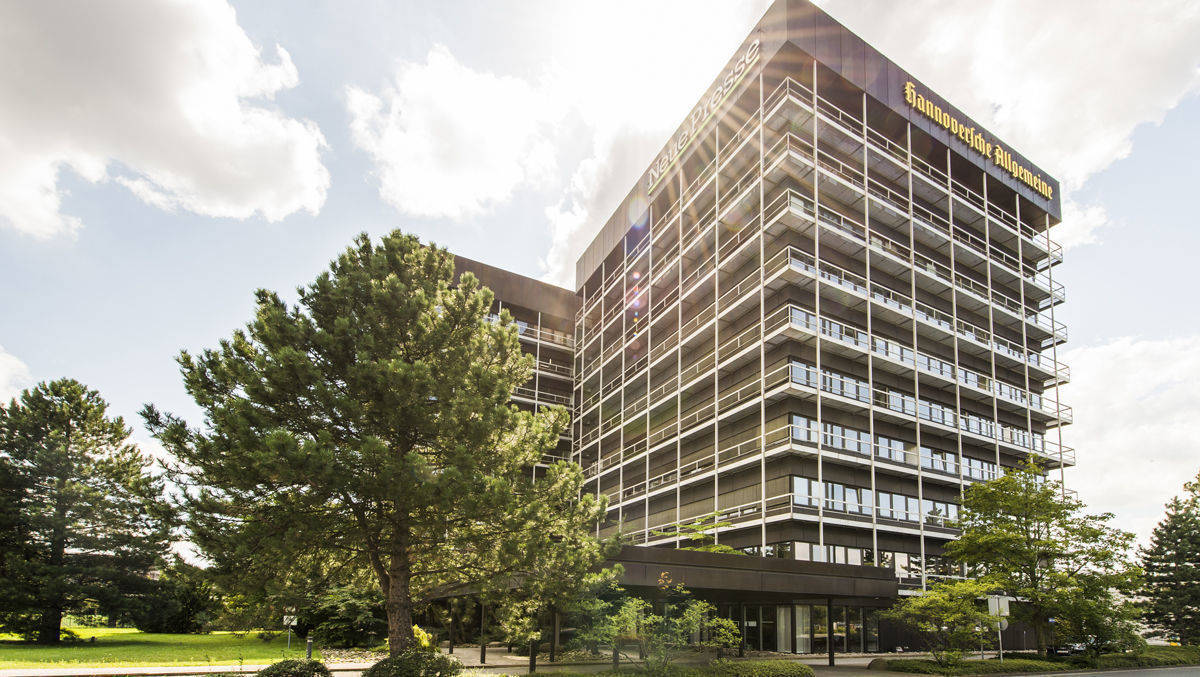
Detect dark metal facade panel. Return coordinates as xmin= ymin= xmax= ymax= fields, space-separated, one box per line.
xmin=611 ymin=546 xmax=898 ymax=603
xmin=453 ymin=254 xmax=578 ymax=322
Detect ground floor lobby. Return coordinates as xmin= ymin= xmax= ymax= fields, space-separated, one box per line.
xmin=717 ymin=602 xmax=881 ymax=654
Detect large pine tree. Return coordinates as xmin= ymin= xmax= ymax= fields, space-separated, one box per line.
xmin=1141 ymin=471 xmax=1200 ymax=644
xmin=143 ymin=231 xmax=608 ymax=656
xmin=0 ymin=379 xmax=173 ymax=642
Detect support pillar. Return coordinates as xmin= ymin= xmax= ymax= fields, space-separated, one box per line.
xmin=827 ymin=599 xmax=835 ymax=667
xmin=791 ymin=605 xmax=798 ymax=654
xmin=448 ymin=600 xmax=455 ymax=655
xmin=479 ymin=602 xmax=487 ymax=665
xmin=739 ymin=604 xmax=746 ymax=657
xmin=551 ymin=608 xmax=560 ymax=662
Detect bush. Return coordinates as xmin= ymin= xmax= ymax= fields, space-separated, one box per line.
xmin=879 ymin=658 xmax=1068 ymax=675
xmin=526 ymin=664 xmax=814 ymax=677
xmin=880 ymin=646 xmax=1200 ymax=674
xmin=362 ymin=650 xmax=463 ymax=677
xmin=256 ymin=659 xmax=332 ymax=677
xmin=300 ymin=587 xmax=387 ymax=648
xmin=1092 ymin=645 xmax=1200 ymax=669
xmin=708 ymin=660 xmax=815 ymax=677
xmin=132 ymin=559 xmax=221 ymax=634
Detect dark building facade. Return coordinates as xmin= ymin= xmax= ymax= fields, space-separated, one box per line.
xmin=457 ymin=0 xmax=1068 ymax=654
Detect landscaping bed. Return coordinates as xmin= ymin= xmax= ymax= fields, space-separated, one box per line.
xmin=872 ymin=645 xmax=1200 ymax=675
xmin=512 ymin=659 xmax=816 ymax=677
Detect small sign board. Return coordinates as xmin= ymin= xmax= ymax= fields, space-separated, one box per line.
xmin=987 ymin=595 xmax=1011 ymax=617
xmin=997 ymin=619 xmax=1009 ymax=631
xmin=283 ymin=615 xmax=297 ymax=627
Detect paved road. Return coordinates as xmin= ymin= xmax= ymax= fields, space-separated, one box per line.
xmin=1042 ymin=669 xmax=1200 ymax=677
xmin=4 ymin=654 xmax=1198 ymax=677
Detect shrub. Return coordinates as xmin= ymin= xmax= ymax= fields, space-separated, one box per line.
xmin=362 ymin=650 xmax=463 ymax=677
xmin=132 ymin=559 xmax=221 ymax=633
xmin=256 ymin=659 xmax=332 ymax=677
xmin=709 ymin=659 xmax=816 ymax=677
xmin=881 ymin=657 xmax=1070 ymax=675
xmin=300 ymin=587 xmax=387 ymax=648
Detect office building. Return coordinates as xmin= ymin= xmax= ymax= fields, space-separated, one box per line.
xmin=463 ymin=0 xmax=1069 ymax=653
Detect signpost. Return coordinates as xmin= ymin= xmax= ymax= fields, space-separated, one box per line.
xmin=987 ymin=596 xmax=1011 ymax=661
xmin=283 ymin=614 xmax=297 ymax=650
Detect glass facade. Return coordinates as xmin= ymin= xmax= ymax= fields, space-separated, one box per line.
xmin=720 ymin=604 xmax=880 ymax=654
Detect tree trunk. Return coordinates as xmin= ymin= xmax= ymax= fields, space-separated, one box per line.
xmin=37 ymin=607 xmax=63 ymax=644
xmin=385 ymin=535 xmax=415 ymax=657
xmin=1034 ymin=619 xmax=1048 ymax=658
xmin=39 ymin=478 xmax=70 ymax=644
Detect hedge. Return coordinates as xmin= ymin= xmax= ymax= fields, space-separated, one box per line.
xmin=256 ymin=659 xmax=332 ymax=677
xmin=708 ymin=659 xmax=816 ymax=677
xmin=524 ymin=659 xmax=815 ymax=677
xmin=876 ymin=645 xmax=1200 ymax=675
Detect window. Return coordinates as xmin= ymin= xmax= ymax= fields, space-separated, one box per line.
xmin=792 ymin=476 xmax=819 ymax=508
xmin=964 ymin=456 xmax=998 ymax=480
xmin=922 ymin=498 xmax=959 ymax=526
xmin=877 ymin=435 xmax=911 ymax=464
xmin=795 ymin=476 xmax=873 ymax=516
xmin=824 ymin=481 xmax=845 ymax=512
xmin=791 ymin=414 xmax=817 ymax=443
xmin=824 ymin=423 xmax=871 ymax=455
xmin=921 ymin=446 xmax=957 ymax=474
xmin=845 ymin=486 xmax=873 ymax=515
xmin=877 ymin=492 xmax=893 ymax=519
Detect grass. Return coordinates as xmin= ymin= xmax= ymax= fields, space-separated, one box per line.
xmin=876 ymin=645 xmax=1200 ymax=675
xmin=0 ymin=627 xmax=321 ymax=669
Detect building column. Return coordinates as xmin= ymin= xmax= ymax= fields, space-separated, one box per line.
xmin=479 ymin=601 xmax=486 ymax=664
xmin=827 ymin=599 xmax=835 ymax=666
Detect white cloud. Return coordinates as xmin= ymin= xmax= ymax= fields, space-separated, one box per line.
xmin=342 ymin=2 xmax=771 ymax=285
xmin=1061 ymin=336 xmax=1200 ymax=543
xmin=1055 ymin=199 xmax=1111 ymax=250
xmin=537 ymin=1 xmax=1200 ymax=285
xmin=346 ymin=45 xmax=560 ymax=221
xmin=0 ymin=0 xmax=329 ymax=238
xmin=0 ymin=345 xmax=33 ymax=403
xmin=536 ymin=1 xmax=773 ymax=286
xmin=817 ymin=0 xmax=1200 ymax=247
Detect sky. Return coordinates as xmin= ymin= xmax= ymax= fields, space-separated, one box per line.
xmin=1 ymin=0 xmax=1198 ymax=545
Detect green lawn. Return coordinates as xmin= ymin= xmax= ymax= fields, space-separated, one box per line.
xmin=0 ymin=627 xmax=321 ymax=668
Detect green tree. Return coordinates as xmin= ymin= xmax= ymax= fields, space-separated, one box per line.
xmin=132 ymin=558 xmax=223 ymax=634
xmin=302 ymin=586 xmax=388 ymax=648
xmin=495 ymin=564 xmax=621 ymax=661
xmin=1055 ymin=579 xmax=1144 ymax=665
xmin=650 ymin=511 xmax=742 ymax=554
xmin=880 ymin=579 xmax=997 ymax=668
xmin=603 ymin=582 xmax=739 ymax=671
xmin=1141 ymin=470 xmax=1200 ymax=644
xmin=0 ymin=379 xmax=173 ymax=643
xmin=563 ymin=577 xmax=627 ymax=656
xmin=946 ymin=461 xmax=1139 ymax=657
xmin=143 ymin=231 xmax=607 ymax=656
xmin=0 ymin=450 xmax=35 ymax=635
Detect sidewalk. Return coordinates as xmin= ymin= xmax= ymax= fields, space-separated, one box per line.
xmin=0 ymin=648 xmax=905 ymax=677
